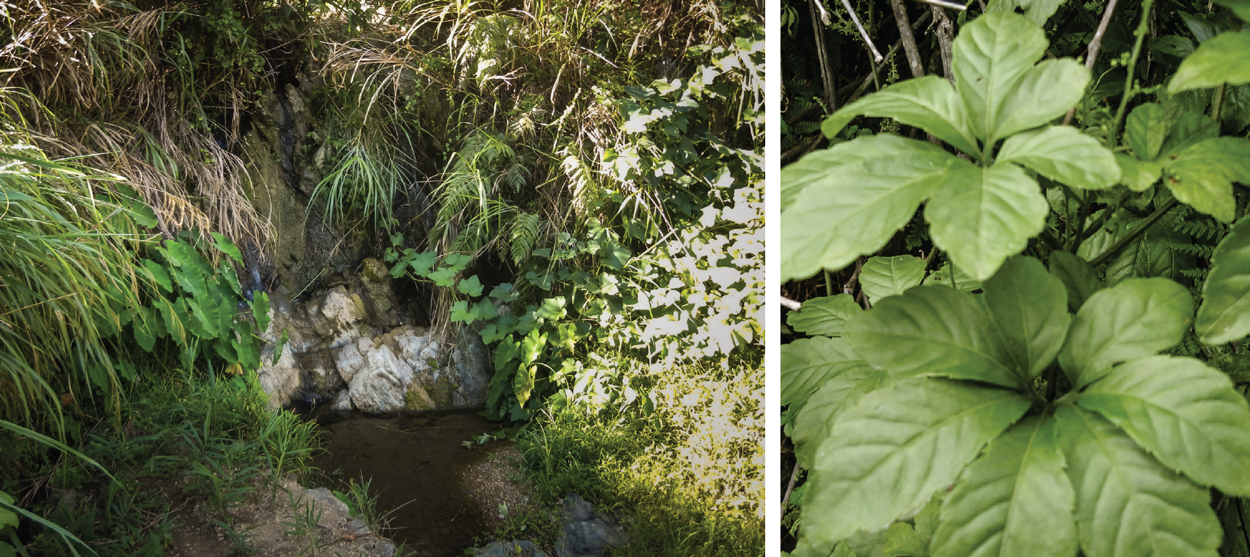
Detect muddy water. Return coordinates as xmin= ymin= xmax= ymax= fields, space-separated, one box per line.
xmin=309 ymin=409 xmax=508 ymax=557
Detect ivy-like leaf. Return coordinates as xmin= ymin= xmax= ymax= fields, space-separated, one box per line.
xmin=847 ymin=285 xmax=1020 ymax=388
xmin=787 ymin=294 xmax=862 ymax=337
xmin=1126 ymin=103 xmax=1169 ymax=161
xmin=926 ymin=162 xmax=1049 ymax=281
xmin=1168 ymin=30 xmax=1250 ymax=93
xmin=821 ymin=76 xmax=980 ymax=157
xmin=996 ymin=126 xmax=1119 ymax=190
xmin=931 ymin=414 xmax=1076 ymax=557
xmin=1165 ymin=137 xmax=1250 ymax=223
xmin=782 ymin=138 xmax=959 ymax=282
xmin=1197 ymin=215 xmax=1250 ymax=344
xmin=859 ymin=255 xmax=927 ymax=305
xmin=781 ymin=337 xmax=861 ymax=406
xmin=1078 ymin=355 xmax=1250 ymax=495
xmin=1056 ymin=405 xmax=1221 ymax=557
xmin=984 ymin=256 xmax=1070 ymax=378
xmin=1058 ymin=278 xmax=1192 ymax=388
xmin=952 ymin=13 xmax=1050 ymax=145
xmin=458 ymin=275 xmax=484 ymax=297
xmin=792 ymin=361 xmax=889 ymax=467
xmin=1047 ymin=251 xmax=1101 ymax=311
xmin=803 ymin=378 xmax=1033 ymax=544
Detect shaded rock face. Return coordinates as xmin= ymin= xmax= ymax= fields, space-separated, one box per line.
xmin=255 ymin=259 xmax=492 ymax=412
xmin=554 ymin=494 xmax=629 ymax=557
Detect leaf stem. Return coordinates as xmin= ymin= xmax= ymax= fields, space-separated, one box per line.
xmin=1089 ymin=197 xmax=1179 ymax=267
xmin=1212 ymin=83 xmax=1226 ymax=124
xmin=1109 ymin=0 xmax=1155 ymax=146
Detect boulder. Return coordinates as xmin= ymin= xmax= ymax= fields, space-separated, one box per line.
xmin=554 ymin=494 xmax=629 ymax=557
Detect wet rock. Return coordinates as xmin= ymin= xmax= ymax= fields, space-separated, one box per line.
xmin=314 ymin=286 xmax=368 ymax=348
xmin=450 ymin=328 xmax=492 ymax=406
xmin=554 ymin=494 xmax=629 ymax=557
xmin=256 ymin=343 xmax=301 ymax=409
xmin=474 ymin=540 xmax=549 ymax=557
xmin=332 ymin=389 xmax=353 ymax=411
xmin=348 ymin=344 xmax=413 ymax=413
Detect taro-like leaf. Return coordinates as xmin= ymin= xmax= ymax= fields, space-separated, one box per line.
xmin=820 ymin=76 xmax=980 ymax=157
xmin=211 ymin=232 xmax=243 ymax=263
xmin=1126 ymin=103 xmax=1169 ymax=161
xmin=951 ymin=13 xmax=1050 ymax=145
xmin=996 ymin=126 xmax=1119 ymax=190
xmin=1056 ymin=405 xmax=1221 ymax=557
xmin=803 ymin=378 xmax=1033 ymax=544
xmin=1197 ymin=215 xmax=1250 ymax=344
xmin=1168 ymin=30 xmax=1250 ymax=93
xmin=926 ymin=162 xmax=1049 ymax=281
xmin=983 ymin=256 xmax=1070 ymax=378
xmin=782 ymin=138 xmax=959 ymax=282
xmin=847 ymin=285 xmax=1020 ymax=388
xmin=859 ymin=255 xmax=927 ymax=305
xmin=1078 ymin=355 xmax=1250 ymax=495
xmin=931 ymin=414 xmax=1076 ymax=557
xmin=1058 ymin=278 xmax=1192 ymax=388
xmin=143 ymin=260 xmax=173 ymax=294
xmin=786 ymin=294 xmax=862 ymax=337
xmin=791 ymin=361 xmax=888 ymax=467
xmin=781 ymin=337 xmax=861 ymax=405
xmin=1165 ymin=137 xmax=1250 ymax=223
xmin=252 ymin=291 xmax=271 ymax=334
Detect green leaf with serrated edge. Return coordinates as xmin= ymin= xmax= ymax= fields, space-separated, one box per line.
xmin=450 ymin=300 xmax=474 ymax=323
xmin=1055 ymin=405 xmax=1221 ymax=557
xmin=792 ymin=361 xmax=889 ymax=467
xmin=429 ymin=267 xmax=457 ymax=287
xmin=1048 ymin=251 xmax=1102 ymax=312
xmin=252 ymin=291 xmax=271 ymax=334
xmin=995 ymin=59 xmax=1090 ymax=141
xmin=211 ymin=232 xmax=243 ymax=263
xmin=821 ymin=76 xmax=980 ymax=157
xmin=787 ymin=294 xmax=862 ymax=337
xmin=1126 ymin=103 xmax=1169 ymax=161
xmin=1198 ymin=216 xmax=1250 ymax=343
xmin=804 ymin=378 xmax=1033 ymax=545
xmin=996 ymin=126 xmax=1119 ymax=190
xmin=1165 ymin=137 xmax=1250 ymax=222
xmin=1214 ymin=0 xmax=1250 ymax=21
xmin=859 ymin=255 xmax=928 ymax=305
xmin=1161 ymin=112 xmax=1220 ymax=156
xmin=922 ymin=263 xmax=982 ymax=291
xmin=984 ymin=256 xmax=1070 ymax=379
xmin=782 ymin=138 xmax=960 ymax=282
xmin=1078 ymin=355 xmax=1250 ymax=495
xmin=1058 ymin=278 xmax=1192 ymax=388
xmin=783 ymin=136 xmax=930 ymax=213
xmin=952 ymin=13 xmax=1050 ymax=145
xmin=931 ymin=414 xmax=1076 ymax=557
xmin=781 ymin=337 xmax=861 ymax=406
xmin=1168 ymin=31 xmax=1250 ymax=93
xmin=847 ymin=285 xmax=1020 ymax=388
xmin=458 ymin=275 xmax=484 ymax=297
xmin=883 ymin=522 xmax=928 ymax=557
xmin=926 ymin=162 xmax=1049 ymax=281
xmin=535 ymin=297 xmax=567 ymax=320
xmin=1115 ymin=153 xmax=1162 ymax=192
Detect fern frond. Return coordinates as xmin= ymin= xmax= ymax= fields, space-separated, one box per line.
xmin=509 ymin=211 xmax=542 ymax=266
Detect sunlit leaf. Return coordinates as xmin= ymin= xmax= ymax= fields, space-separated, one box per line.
xmin=996 ymin=126 xmax=1119 ymax=190
xmin=859 ymin=255 xmax=927 ymax=305
xmin=786 ymin=294 xmax=862 ymax=337
xmin=1168 ymin=30 xmax=1250 ymax=93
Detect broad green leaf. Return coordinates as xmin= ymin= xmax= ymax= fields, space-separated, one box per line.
xmin=535 ymin=297 xmax=567 ymax=320
xmin=952 ymin=13 xmax=1049 ymax=145
xmin=859 ymin=255 xmax=928 ymax=305
xmin=804 ymin=378 xmax=1033 ymax=544
xmin=457 ymin=275 xmax=484 ymax=297
xmin=883 ymin=522 xmax=928 ymax=557
xmin=782 ymin=138 xmax=960 ymax=282
xmin=984 ymin=256 xmax=1070 ymax=378
xmin=995 ymin=59 xmax=1091 ymax=141
xmin=1165 ymin=137 xmax=1250 ymax=222
xmin=211 ymin=232 xmax=243 ymax=263
xmin=142 ymin=260 xmax=173 ymax=294
xmin=1168 ymin=31 xmax=1250 ymax=93
xmin=996 ymin=126 xmax=1119 ymax=190
xmin=847 ymin=285 xmax=1020 ymax=388
xmin=252 ymin=291 xmax=271 ymax=334
xmin=787 ymin=294 xmax=862 ymax=337
xmin=1160 ymin=112 xmax=1220 ymax=156
xmin=931 ymin=414 xmax=1076 ymax=557
xmin=1105 ymin=223 xmax=1194 ymax=286
xmin=1115 ymin=154 xmax=1163 ymax=192
xmin=792 ymin=361 xmax=889 ymax=467
xmin=781 ymin=337 xmax=862 ymax=405
xmin=131 ymin=306 xmax=157 ymax=352
xmin=450 ymin=300 xmax=475 ymax=323
xmin=1055 ymin=405 xmax=1220 ymax=557
xmin=987 ymin=0 xmax=1067 ymax=26
xmin=821 ymin=76 xmax=980 ymax=157
xmin=429 ymin=267 xmax=457 ymax=287
xmin=1079 ymin=355 xmax=1250 ymax=495
xmin=1126 ymin=103 xmax=1169 ymax=161
xmin=926 ymin=162 xmax=1049 ymax=281
xmin=1214 ymin=0 xmax=1250 ymax=21
xmin=1058 ymin=278 xmax=1192 ymax=388
xmin=513 ymin=364 xmax=537 ymax=407
xmin=1197 ymin=215 xmax=1250 ymax=344
xmin=921 ymin=263 xmax=983 ymax=292
xmin=782 ymin=136 xmax=908 ymax=212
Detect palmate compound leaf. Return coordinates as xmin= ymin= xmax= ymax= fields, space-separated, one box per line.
xmin=792 ymin=360 xmax=890 ymax=468
xmin=782 ymin=137 xmax=960 ymax=282
xmin=1197 ymin=215 xmax=1250 ymax=344
xmin=1168 ymin=31 xmax=1250 ymax=94
xmin=925 ymin=162 xmax=1050 ymax=281
xmin=859 ymin=255 xmax=928 ymax=305
xmin=781 ymin=337 xmax=861 ymax=406
xmin=995 ymin=126 xmax=1120 ymax=190
xmin=1057 ymin=278 xmax=1192 ymax=388
xmin=804 ymin=378 xmax=1033 ymax=544
xmin=847 ymin=285 xmax=1020 ymax=388
xmin=1164 ymin=137 xmax=1250 ymax=223
xmin=1056 ymin=405 xmax=1221 ymax=557
xmin=983 ymin=256 xmax=1070 ymax=379
xmin=786 ymin=294 xmax=862 ymax=337
xmin=1078 ymin=355 xmax=1250 ymax=495
xmin=820 ymin=76 xmax=981 ymax=157
xmin=930 ymin=414 xmax=1077 ymax=557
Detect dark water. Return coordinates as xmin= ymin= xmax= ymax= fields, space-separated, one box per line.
xmin=308 ymin=408 xmax=508 ymax=557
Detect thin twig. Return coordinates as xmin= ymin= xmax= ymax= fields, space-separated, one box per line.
xmin=1089 ymin=198 xmax=1178 ymax=267
xmin=837 ymin=0 xmax=885 ymax=62
xmin=931 ymin=5 xmax=957 ymax=84
xmin=915 ymin=0 xmax=967 ymax=10
xmin=843 ymin=258 xmax=864 ymax=296
xmin=1110 ymin=0 xmax=1156 ymax=145
xmin=782 ymin=461 xmax=802 ymax=507
xmin=781 ymin=296 xmax=802 ymax=312
xmin=889 ymin=0 xmax=925 ymax=78
xmin=1064 ymin=0 xmax=1119 ymax=125
xmin=810 ymin=0 xmax=839 ymax=110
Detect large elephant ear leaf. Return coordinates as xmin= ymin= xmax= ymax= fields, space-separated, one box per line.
xmin=951 ymin=12 xmax=1049 ymax=145
xmin=821 ymin=76 xmax=981 ymax=157
xmin=802 ymin=378 xmax=1033 ymax=545
xmin=996 ymin=126 xmax=1119 ymax=190
xmin=931 ymin=413 xmax=1076 ymax=557
xmin=781 ymin=137 xmax=960 ymax=282
xmin=983 ymin=256 xmax=1070 ymax=378
xmin=1168 ymin=30 xmax=1250 ymax=93
xmin=1056 ymin=405 xmax=1221 ymax=557
xmin=1057 ymin=278 xmax=1192 ymax=388
xmin=1197 ymin=215 xmax=1250 ymax=344
xmin=1078 ymin=356 xmax=1250 ymax=496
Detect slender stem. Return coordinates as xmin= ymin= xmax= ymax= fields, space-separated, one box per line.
xmin=1089 ymin=198 xmax=1179 ymax=267
xmin=810 ymin=0 xmax=839 ymax=111
xmin=1110 ymin=0 xmax=1156 ymax=146
xmin=931 ymin=6 xmax=956 ymax=85
xmin=916 ymin=0 xmax=966 ymax=10
xmin=1066 ymin=186 xmax=1092 ymax=252
xmin=843 ymin=258 xmax=864 ymax=296
xmin=889 ymin=0 xmax=925 ymax=78
xmin=1073 ymin=195 xmax=1122 ymax=251
xmin=837 ymin=0 xmax=884 ymax=62
xmin=782 ymin=460 xmax=802 ymax=507
xmin=1046 ymin=365 xmax=1059 ymax=402
xmin=1212 ymin=82 xmax=1226 ymax=124
xmin=824 ymin=269 xmax=835 ymax=297
xmin=1064 ymin=0 xmax=1119 ymax=125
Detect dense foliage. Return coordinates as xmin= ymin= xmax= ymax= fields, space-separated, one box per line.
xmin=783 ymin=1 xmax=1250 ymax=556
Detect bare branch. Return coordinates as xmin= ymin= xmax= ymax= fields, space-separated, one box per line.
xmin=915 ymin=0 xmax=967 ymax=11
xmin=889 ymin=0 xmax=925 ymax=78
xmin=781 ymin=296 xmax=802 ymax=312
xmin=1064 ymin=0 xmax=1119 ymax=125
xmin=836 ymin=0 xmax=885 ymax=62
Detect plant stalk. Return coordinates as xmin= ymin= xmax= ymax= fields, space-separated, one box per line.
xmin=1064 ymin=0 xmax=1119 ymax=125
xmin=1089 ymin=198 xmax=1179 ymax=267
xmin=1109 ymin=0 xmax=1155 ymax=146
xmin=1212 ymin=82 xmax=1226 ymax=124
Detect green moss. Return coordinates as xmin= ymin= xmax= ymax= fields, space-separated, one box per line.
xmin=403 ymin=384 xmax=435 ymax=410
xmin=421 ymin=373 xmax=456 ymax=407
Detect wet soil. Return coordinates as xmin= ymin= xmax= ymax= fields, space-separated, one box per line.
xmin=310 ymin=409 xmax=510 ymax=557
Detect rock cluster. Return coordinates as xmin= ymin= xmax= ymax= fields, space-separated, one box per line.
xmin=471 ymin=494 xmax=629 ymax=557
